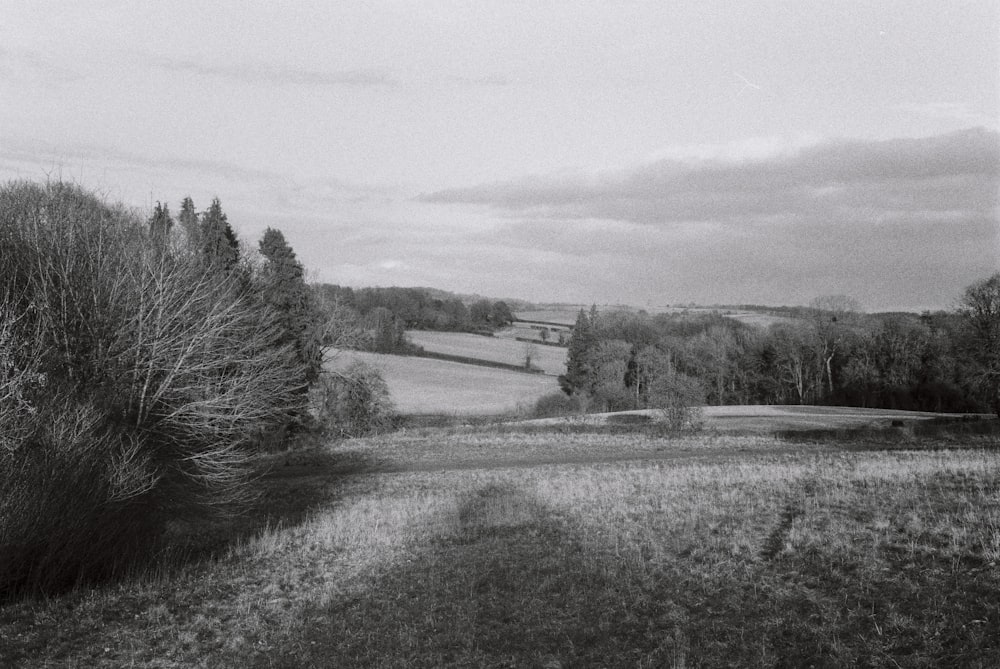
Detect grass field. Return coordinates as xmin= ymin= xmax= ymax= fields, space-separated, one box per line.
xmin=3 ymin=418 xmax=998 ymax=668
xmin=514 ymin=310 xmax=581 ymax=326
xmin=329 ymin=350 xmax=560 ymax=415
xmin=406 ymin=330 xmax=568 ymax=376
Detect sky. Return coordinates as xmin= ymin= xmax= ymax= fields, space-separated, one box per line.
xmin=1 ymin=1 xmax=998 ymax=312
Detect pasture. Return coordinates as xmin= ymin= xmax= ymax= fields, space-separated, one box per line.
xmin=514 ymin=309 xmax=581 ymax=326
xmin=3 ymin=419 xmax=998 ymax=667
xmin=406 ymin=330 xmax=568 ymax=376
xmin=328 ymin=350 xmax=560 ymax=415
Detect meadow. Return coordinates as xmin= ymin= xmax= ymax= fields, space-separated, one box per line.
xmin=406 ymin=330 xmax=568 ymax=376
xmin=2 ymin=418 xmax=998 ymax=668
xmin=328 ymin=350 xmax=560 ymax=415
xmin=514 ymin=310 xmax=581 ymax=326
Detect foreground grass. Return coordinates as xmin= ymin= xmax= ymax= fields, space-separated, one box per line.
xmin=2 ymin=427 xmax=999 ymax=667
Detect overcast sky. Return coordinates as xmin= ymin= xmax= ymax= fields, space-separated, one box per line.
xmin=2 ymin=1 xmax=998 ymax=311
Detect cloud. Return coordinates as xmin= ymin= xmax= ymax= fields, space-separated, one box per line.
xmin=419 ymin=128 xmax=1000 ymax=226
xmin=145 ymin=54 xmax=396 ymax=88
xmin=0 ymin=136 xmax=392 ymax=240
xmin=416 ymin=129 xmax=999 ymax=310
xmin=0 ymin=47 xmax=80 ymax=84
xmin=897 ymin=102 xmax=999 ymax=130
xmin=442 ymin=74 xmax=513 ymax=87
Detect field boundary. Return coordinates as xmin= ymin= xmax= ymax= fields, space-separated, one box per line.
xmin=411 ymin=349 xmax=545 ymax=374
xmin=514 ymin=336 xmax=568 ymax=348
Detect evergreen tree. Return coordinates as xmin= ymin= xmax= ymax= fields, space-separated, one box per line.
xmin=558 ymin=308 xmax=597 ymax=395
xmin=200 ymin=198 xmax=239 ymax=270
xmin=148 ymin=201 xmax=173 ymax=240
xmin=259 ymin=227 xmax=322 ymax=383
xmin=178 ymin=196 xmax=199 ymax=246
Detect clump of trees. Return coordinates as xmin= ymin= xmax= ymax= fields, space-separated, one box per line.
xmin=0 ymin=181 xmax=358 ymax=596
xmin=557 ymin=284 xmax=1000 ymax=418
xmin=557 ymin=307 xmax=706 ymax=423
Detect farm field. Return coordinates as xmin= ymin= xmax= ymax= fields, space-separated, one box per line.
xmin=406 ymin=330 xmax=568 ymax=376
xmin=328 ymin=350 xmax=559 ymax=415
xmin=3 ymin=418 xmax=998 ymax=667
xmin=514 ymin=309 xmax=581 ymax=326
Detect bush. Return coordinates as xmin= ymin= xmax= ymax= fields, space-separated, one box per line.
xmin=646 ymin=371 xmax=706 ymax=432
xmin=313 ymin=361 xmax=395 ymax=437
xmin=532 ymin=391 xmax=587 ymax=418
xmin=0 ymin=181 xmax=307 ymax=595
xmin=592 ymin=384 xmax=638 ymax=413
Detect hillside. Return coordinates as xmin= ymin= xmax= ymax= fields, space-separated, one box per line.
xmin=406 ymin=330 xmax=567 ymax=376
xmin=328 ymin=351 xmax=559 ymax=415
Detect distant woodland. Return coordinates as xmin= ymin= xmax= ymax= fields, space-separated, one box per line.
xmin=312 ymin=284 xmax=517 ymax=352
xmin=312 ymin=279 xmax=1000 ymax=418
xmin=556 ymin=294 xmax=999 ymax=417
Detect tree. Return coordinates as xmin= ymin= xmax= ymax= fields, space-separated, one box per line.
xmin=590 ymin=339 xmax=634 ymax=410
xmin=314 ymin=361 xmax=394 ymax=437
xmin=646 ymin=366 xmax=705 ymax=430
xmin=810 ymin=294 xmax=863 ymax=315
xmin=490 ymin=301 xmax=514 ymax=327
xmin=0 ymin=181 xmax=307 ymax=594
xmin=841 ymin=316 xmax=926 ymax=409
xmin=686 ymin=325 xmax=737 ymax=405
xmin=148 ymin=201 xmax=173 ymax=241
xmin=809 ymin=295 xmax=862 ymax=399
xmin=470 ymin=299 xmax=493 ymax=326
xmin=632 ymin=345 xmax=673 ymax=406
xmin=960 ymin=273 xmax=1000 ymax=417
xmin=523 ymin=340 xmax=538 ymax=370
xmin=559 ymin=308 xmax=596 ymax=396
xmin=258 ymin=227 xmax=323 ymax=384
xmin=178 ymin=196 xmax=199 ymax=246
xmin=366 ymin=307 xmax=405 ymax=353
xmin=200 ymin=198 xmax=239 ymax=270
xmin=769 ymin=323 xmax=816 ymax=404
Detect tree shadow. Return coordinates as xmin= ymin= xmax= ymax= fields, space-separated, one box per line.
xmin=160 ymin=446 xmax=384 ymax=565
xmin=259 ymin=484 xmax=684 ymax=668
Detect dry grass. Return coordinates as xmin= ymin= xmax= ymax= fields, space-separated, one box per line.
xmin=525 ymin=405 xmax=992 ymax=433
xmin=2 ymin=424 xmax=999 ymax=667
xmin=405 ymin=330 xmax=567 ymax=375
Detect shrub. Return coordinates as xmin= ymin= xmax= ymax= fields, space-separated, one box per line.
xmin=313 ymin=361 xmax=395 ymax=438
xmin=592 ymin=384 xmax=638 ymax=413
xmin=646 ymin=371 xmax=706 ymax=432
xmin=0 ymin=181 xmax=306 ymax=595
xmin=532 ymin=391 xmax=586 ymax=418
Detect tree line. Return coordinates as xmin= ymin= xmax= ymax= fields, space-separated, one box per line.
xmin=312 ymin=284 xmax=515 ymax=353
xmin=558 ymin=285 xmax=1000 ymax=418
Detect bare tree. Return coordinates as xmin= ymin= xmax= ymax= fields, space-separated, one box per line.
xmin=809 ymin=295 xmax=862 ymax=398
xmin=0 ymin=181 xmax=312 ymax=593
xmin=960 ymin=273 xmax=1000 ymax=417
